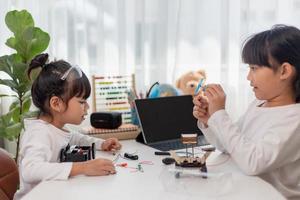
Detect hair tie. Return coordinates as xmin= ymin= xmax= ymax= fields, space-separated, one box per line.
xmin=41 ymin=63 xmax=48 ymax=69
xmin=32 ymin=53 xmax=49 ymax=68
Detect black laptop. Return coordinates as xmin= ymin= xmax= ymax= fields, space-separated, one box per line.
xmin=134 ymin=95 xmax=207 ymax=151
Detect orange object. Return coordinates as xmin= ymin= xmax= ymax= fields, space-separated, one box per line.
xmin=116 ymin=163 xmax=128 ymax=167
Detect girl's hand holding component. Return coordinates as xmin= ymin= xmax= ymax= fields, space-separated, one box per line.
xmin=204 ymin=84 xmax=226 ymax=116
xmin=193 ymin=93 xmax=210 ymax=127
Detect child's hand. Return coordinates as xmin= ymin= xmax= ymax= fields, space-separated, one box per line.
xmin=84 ymin=158 xmax=116 ymax=176
xmin=204 ymin=84 xmax=226 ymax=116
xmin=101 ymin=138 xmax=122 ymax=151
xmin=193 ymin=94 xmax=210 ymax=126
xmin=70 ymin=158 xmax=116 ymax=177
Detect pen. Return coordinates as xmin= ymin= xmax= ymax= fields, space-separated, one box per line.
xmin=194 ymin=78 xmax=204 ymax=95
xmin=154 ymin=151 xmax=171 ymax=156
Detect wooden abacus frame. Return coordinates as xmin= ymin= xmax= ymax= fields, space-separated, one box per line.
xmin=92 ymin=74 xmax=136 ymax=123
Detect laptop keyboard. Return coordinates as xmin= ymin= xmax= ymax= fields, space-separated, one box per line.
xmin=149 ymin=136 xmax=208 ymax=151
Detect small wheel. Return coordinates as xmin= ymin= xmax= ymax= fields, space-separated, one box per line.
xmin=201 ymin=165 xmax=208 ymax=179
xmin=201 ymin=165 xmax=207 ymax=173
xmin=175 ymin=172 xmax=180 ymax=179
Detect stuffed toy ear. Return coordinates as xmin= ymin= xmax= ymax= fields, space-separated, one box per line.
xmin=175 ymin=78 xmax=181 ymax=88
xmin=196 ymin=69 xmax=206 ymax=78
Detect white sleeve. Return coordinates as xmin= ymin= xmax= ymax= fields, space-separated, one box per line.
xmin=69 ymin=132 xmax=104 ymax=150
xmin=197 ymin=121 xmax=227 ymax=153
xmin=207 ymin=109 xmax=300 ymax=175
xmin=20 ymin=134 xmax=72 ymax=183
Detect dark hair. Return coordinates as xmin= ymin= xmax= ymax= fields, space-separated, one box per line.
xmin=242 ymin=24 xmax=300 ymax=102
xmin=28 ymin=53 xmax=91 ymax=117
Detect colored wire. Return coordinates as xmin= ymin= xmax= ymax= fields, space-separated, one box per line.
xmin=112 ymin=153 xmax=121 ymax=163
xmin=139 ymin=160 xmax=154 ymax=165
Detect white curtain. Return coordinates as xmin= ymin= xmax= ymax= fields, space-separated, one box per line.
xmin=1 ymin=0 xmax=300 ymax=120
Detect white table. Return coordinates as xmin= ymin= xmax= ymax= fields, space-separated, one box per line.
xmin=23 ymin=140 xmax=285 ymax=200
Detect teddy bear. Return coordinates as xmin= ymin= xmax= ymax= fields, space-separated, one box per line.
xmin=175 ymin=70 xmax=206 ymax=96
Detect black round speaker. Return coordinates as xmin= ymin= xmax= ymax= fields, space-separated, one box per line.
xmin=90 ymin=112 xmax=122 ymax=129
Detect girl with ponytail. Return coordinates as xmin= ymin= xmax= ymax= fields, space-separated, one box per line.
xmin=193 ymin=25 xmax=300 ymax=199
xmin=15 ymin=54 xmax=121 ymax=200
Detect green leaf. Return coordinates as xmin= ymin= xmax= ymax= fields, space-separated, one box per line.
xmin=21 ymin=110 xmax=39 ymax=120
xmin=16 ymin=83 xmax=29 ymax=95
xmin=9 ymin=27 xmax=50 ymax=62
xmin=6 ymin=56 xmax=27 ymax=79
xmin=5 ymin=37 xmax=17 ymax=49
xmin=6 ymin=136 xmax=15 ymax=141
xmin=0 ymin=129 xmax=7 ymax=138
xmin=0 ymin=94 xmax=17 ymax=98
xmin=22 ymin=98 xmax=31 ymax=113
xmin=5 ymin=10 xmax=34 ymax=36
xmin=5 ymin=10 xmax=50 ymax=62
xmin=0 ymin=55 xmax=13 ymax=77
xmin=0 ymin=94 xmax=9 ymax=97
xmin=1 ymin=112 xmax=12 ymax=125
xmin=0 ymin=119 xmax=10 ymax=138
xmin=5 ymin=123 xmax=22 ymax=139
xmin=9 ymin=99 xmax=20 ymax=111
xmin=21 ymin=27 xmax=50 ymax=61
xmin=9 ymin=99 xmax=21 ymax=123
xmin=0 ymin=79 xmax=17 ymax=89
xmin=22 ymin=90 xmax=31 ymax=101
xmin=4 ymin=55 xmax=31 ymax=92
xmin=0 ymin=55 xmax=28 ymax=88
xmin=11 ymin=106 xmax=21 ymax=123
xmin=11 ymin=53 xmax=23 ymax=63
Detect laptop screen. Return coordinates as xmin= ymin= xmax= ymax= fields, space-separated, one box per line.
xmin=134 ymin=95 xmax=203 ymax=144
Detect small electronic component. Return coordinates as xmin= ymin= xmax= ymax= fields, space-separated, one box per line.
xmin=137 ymin=164 xmax=144 ymax=172
xmin=167 ymin=133 xmax=211 ymax=177
xmin=194 ymin=78 xmax=204 ymax=95
xmin=60 ymin=143 xmax=95 ymax=162
xmin=162 ymin=157 xmax=176 ymax=165
xmin=124 ymin=152 xmax=139 ymax=160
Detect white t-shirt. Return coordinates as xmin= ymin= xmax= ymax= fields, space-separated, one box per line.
xmin=14 ymin=119 xmax=104 ymax=200
xmin=199 ymin=100 xmax=300 ymax=200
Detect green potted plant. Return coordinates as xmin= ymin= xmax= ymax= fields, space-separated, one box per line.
xmin=0 ymin=10 xmax=50 ymax=161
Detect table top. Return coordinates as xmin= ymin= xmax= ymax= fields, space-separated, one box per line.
xmin=23 ymin=140 xmax=285 ymax=200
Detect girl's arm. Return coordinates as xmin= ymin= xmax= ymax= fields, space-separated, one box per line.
xmin=198 ymin=109 xmax=248 ymax=153
xmin=20 ymin=139 xmax=73 ymax=183
xmin=70 ymin=131 xmax=121 ymax=151
xmin=20 ymin=134 xmax=115 ymax=183
xmin=69 ymin=131 xmax=104 ymax=150
xmin=193 ymin=92 xmax=227 ymax=152
xmin=207 ymin=109 xmax=300 ymax=175
xmin=197 ymin=120 xmax=227 ymax=153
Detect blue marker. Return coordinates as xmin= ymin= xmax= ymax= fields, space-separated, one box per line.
xmin=194 ymin=78 xmax=204 ymax=95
